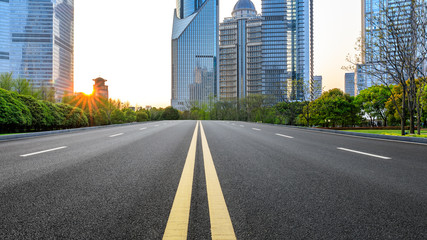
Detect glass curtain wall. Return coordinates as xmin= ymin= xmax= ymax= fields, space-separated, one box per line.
xmin=4 ymin=0 xmax=73 ymax=99
xmin=261 ymin=0 xmax=309 ymax=102
xmin=0 ymin=0 xmax=10 ymax=73
xmin=172 ymin=0 xmax=219 ymax=111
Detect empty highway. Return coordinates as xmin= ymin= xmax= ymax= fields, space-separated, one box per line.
xmin=0 ymin=120 xmax=426 ymax=239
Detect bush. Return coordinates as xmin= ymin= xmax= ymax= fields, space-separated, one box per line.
xmin=0 ymin=89 xmax=32 ymax=131
xmin=136 ymin=111 xmax=149 ymax=122
xmin=94 ymin=109 xmax=109 ymax=125
xmin=162 ymin=106 xmax=180 ymax=120
xmin=123 ymin=109 xmax=136 ymax=123
xmin=111 ymin=109 xmax=125 ymax=124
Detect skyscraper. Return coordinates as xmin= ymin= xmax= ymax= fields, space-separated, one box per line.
xmin=313 ymin=75 xmax=322 ymax=99
xmin=361 ymin=0 xmax=426 ymax=91
xmin=0 ymin=0 xmax=9 ymax=74
xmin=345 ymin=72 xmax=356 ymax=97
xmin=171 ymin=0 xmax=219 ymax=111
xmin=0 ymin=0 xmax=74 ymax=100
xmin=261 ymin=0 xmax=310 ymax=102
xmin=219 ymin=0 xmax=262 ymax=101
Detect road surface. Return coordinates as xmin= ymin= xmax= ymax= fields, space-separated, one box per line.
xmin=0 ymin=120 xmax=426 ymax=239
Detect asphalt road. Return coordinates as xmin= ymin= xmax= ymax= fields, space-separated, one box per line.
xmin=0 ymin=120 xmax=426 ymax=239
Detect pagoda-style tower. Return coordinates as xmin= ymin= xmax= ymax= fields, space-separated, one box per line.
xmin=93 ymin=77 xmax=109 ymax=99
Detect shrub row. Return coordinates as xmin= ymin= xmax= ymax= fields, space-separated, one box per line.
xmin=0 ymin=88 xmax=88 ymax=132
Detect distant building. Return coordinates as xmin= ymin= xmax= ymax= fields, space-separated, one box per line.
xmin=0 ymin=0 xmax=74 ymax=100
xmin=345 ymin=72 xmax=356 ymax=97
xmin=93 ymin=77 xmax=108 ymax=99
xmin=171 ymin=0 xmax=219 ymax=111
xmin=313 ymin=75 xmax=322 ymax=99
xmin=219 ymin=0 xmax=262 ymax=101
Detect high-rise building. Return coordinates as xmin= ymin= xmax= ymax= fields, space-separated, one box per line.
xmin=219 ymin=0 xmax=262 ymax=101
xmin=0 ymin=1 xmax=10 ymax=74
xmin=0 ymin=0 xmax=74 ymax=100
xmin=171 ymin=0 xmax=219 ymax=111
xmin=261 ymin=0 xmax=310 ymax=103
xmin=361 ymin=0 xmax=426 ymax=91
xmin=313 ymin=75 xmax=322 ymax=99
xmin=345 ymin=72 xmax=356 ymax=97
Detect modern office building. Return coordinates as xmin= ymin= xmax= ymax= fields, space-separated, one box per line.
xmin=0 ymin=0 xmax=74 ymax=100
xmin=171 ymin=0 xmax=219 ymax=111
xmin=261 ymin=0 xmax=310 ymax=103
xmin=313 ymin=75 xmax=322 ymax=99
xmin=361 ymin=0 xmax=426 ymax=89
xmin=345 ymin=72 xmax=356 ymax=97
xmin=0 ymin=1 xmax=9 ymax=74
xmin=219 ymin=0 xmax=262 ymax=101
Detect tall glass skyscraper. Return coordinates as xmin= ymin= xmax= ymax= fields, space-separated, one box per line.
xmin=219 ymin=0 xmax=262 ymax=101
xmin=0 ymin=0 xmax=74 ymax=100
xmin=361 ymin=0 xmax=426 ymax=91
xmin=0 ymin=0 xmax=10 ymax=73
xmin=171 ymin=0 xmax=219 ymax=111
xmin=261 ymin=0 xmax=310 ymax=102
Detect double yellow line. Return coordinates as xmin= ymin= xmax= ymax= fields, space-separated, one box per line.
xmin=163 ymin=121 xmax=236 ymax=240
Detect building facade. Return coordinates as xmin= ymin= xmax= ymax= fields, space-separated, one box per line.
xmin=171 ymin=0 xmax=219 ymax=111
xmin=361 ymin=0 xmax=426 ymax=91
xmin=219 ymin=0 xmax=262 ymax=101
xmin=313 ymin=75 xmax=322 ymax=99
xmin=261 ymin=0 xmax=310 ymax=103
xmin=345 ymin=72 xmax=356 ymax=97
xmin=0 ymin=0 xmax=74 ymax=100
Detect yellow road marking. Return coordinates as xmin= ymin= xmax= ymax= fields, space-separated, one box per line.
xmin=200 ymin=122 xmax=237 ymax=240
xmin=163 ymin=121 xmax=199 ymax=240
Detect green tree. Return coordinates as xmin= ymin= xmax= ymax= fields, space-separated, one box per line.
xmin=355 ymin=85 xmax=391 ymax=126
xmin=136 ymin=111 xmax=149 ymax=122
xmin=111 ymin=109 xmax=126 ymax=124
xmin=275 ymin=101 xmax=305 ymax=125
xmin=13 ymin=78 xmax=33 ymax=95
xmin=308 ymin=89 xmax=361 ymax=127
xmin=94 ymin=109 xmax=109 ymax=125
xmin=0 ymin=72 xmax=14 ymax=91
xmin=162 ymin=106 xmax=180 ymax=120
xmin=123 ymin=108 xmax=137 ymax=123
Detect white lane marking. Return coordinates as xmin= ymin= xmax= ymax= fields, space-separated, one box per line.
xmin=337 ymin=147 xmax=391 ymax=160
xmin=239 ymin=125 xmax=245 ymax=127
xmin=109 ymin=133 xmax=124 ymax=138
xmin=155 ymin=125 xmax=160 ymax=127
xmin=140 ymin=128 xmax=147 ymax=131
xmin=252 ymin=128 xmax=261 ymax=131
xmin=276 ymin=133 xmax=294 ymax=139
xmin=20 ymin=146 xmax=68 ymax=157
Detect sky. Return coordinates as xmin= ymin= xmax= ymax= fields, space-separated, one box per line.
xmin=75 ymin=0 xmax=361 ymax=107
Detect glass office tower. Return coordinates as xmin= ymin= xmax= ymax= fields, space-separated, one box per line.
xmin=0 ymin=0 xmax=74 ymax=100
xmin=171 ymin=0 xmax=219 ymax=111
xmin=219 ymin=0 xmax=262 ymax=101
xmin=261 ymin=0 xmax=310 ymax=102
xmin=0 ymin=0 xmax=10 ymax=73
xmin=361 ymin=0 xmax=426 ymax=91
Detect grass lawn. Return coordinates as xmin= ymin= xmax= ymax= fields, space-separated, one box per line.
xmin=342 ymin=129 xmax=427 ymax=138
xmin=0 ymin=132 xmax=25 ymax=136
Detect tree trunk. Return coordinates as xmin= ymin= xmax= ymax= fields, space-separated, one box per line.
xmin=401 ymin=88 xmax=406 ymax=135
